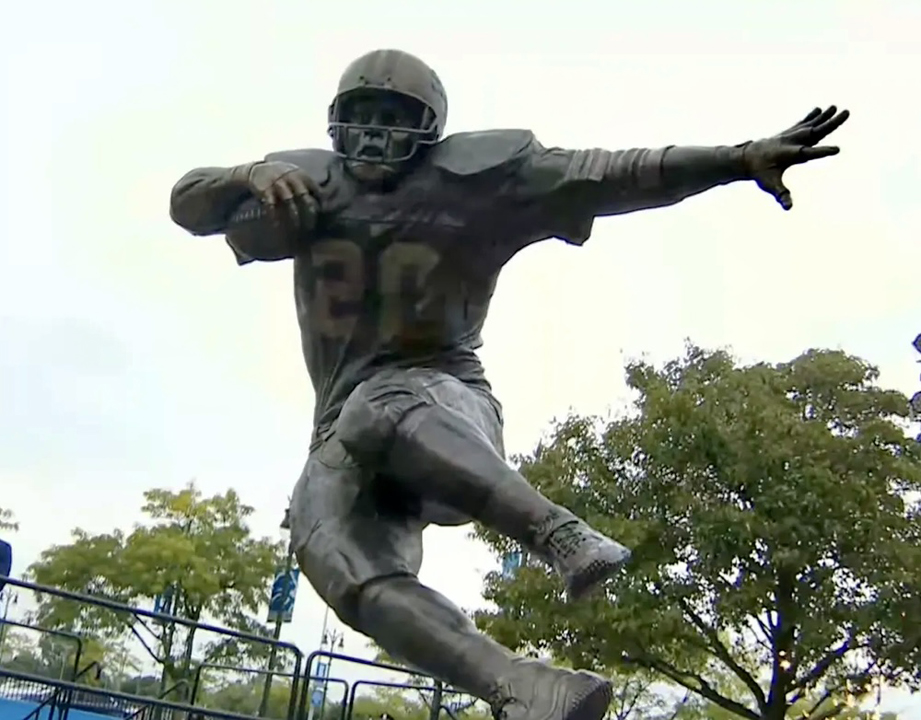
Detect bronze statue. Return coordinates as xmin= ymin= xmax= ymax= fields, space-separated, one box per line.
xmin=169 ymin=49 xmax=848 ymax=720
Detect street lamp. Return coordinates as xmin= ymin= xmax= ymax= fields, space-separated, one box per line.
xmin=257 ymin=505 xmax=297 ymax=718
xmin=322 ymin=629 xmax=345 ymax=651
xmin=316 ymin=627 xmax=345 ymax=720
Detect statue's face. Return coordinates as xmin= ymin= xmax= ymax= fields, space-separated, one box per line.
xmin=333 ymin=89 xmax=426 ymax=184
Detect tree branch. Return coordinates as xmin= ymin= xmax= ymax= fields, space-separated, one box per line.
xmin=677 ymin=598 xmax=767 ymax=714
xmin=802 ymin=665 xmax=879 ymax=720
xmin=792 ymin=638 xmax=852 ymax=693
xmin=129 ymin=613 xmax=163 ymax=644
xmin=127 ymin=622 xmax=166 ymax=664
xmin=611 ymin=676 xmax=648 ymax=720
xmin=753 ymin=614 xmax=774 ymax=649
xmin=625 ymin=653 xmax=759 ymax=720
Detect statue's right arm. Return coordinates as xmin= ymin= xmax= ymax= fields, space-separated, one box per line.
xmin=169 ymin=166 xmax=253 ymax=237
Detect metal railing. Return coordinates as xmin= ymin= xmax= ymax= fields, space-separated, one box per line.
xmin=0 ymin=576 xmax=304 ymax=720
xmin=20 ymin=660 xmax=104 ymax=720
xmin=0 ymin=619 xmax=85 ymax=681
xmin=303 ymin=651 xmax=480 ymax=720
xmin=0 ymin=668 xmax=266 ymax=720
xmin=0 ymin=574 xmax=483 ymax=720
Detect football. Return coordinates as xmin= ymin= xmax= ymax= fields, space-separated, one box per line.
xmin=228 ymin=195 xmax=272 ymax=228
xmin=225 ymin=197 xmax=299 ymax=262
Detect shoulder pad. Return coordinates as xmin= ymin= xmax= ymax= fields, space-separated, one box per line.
xmin=265 ymin=148 xmax=339 ymax=187
xmin=429 ymin=129 xmax=535 ymax=177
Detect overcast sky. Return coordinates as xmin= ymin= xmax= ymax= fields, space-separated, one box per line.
xmin=2 ymin=0 xmax=919 ymax=714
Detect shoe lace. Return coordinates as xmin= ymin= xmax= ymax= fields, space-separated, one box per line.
xmin=545 ymin=520 xmax=587 ymax=559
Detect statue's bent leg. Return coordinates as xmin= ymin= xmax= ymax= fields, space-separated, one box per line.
xmin=289 ymin=427 xmax=614 ymax=720
xmin=335 ymin=368 xmax=631 ymax=601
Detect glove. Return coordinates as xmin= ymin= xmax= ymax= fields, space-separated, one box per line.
xmin=742 ymin=106 xmax=849 ymax=210
xmin=229 ymin=160 xmax=320 ymax=232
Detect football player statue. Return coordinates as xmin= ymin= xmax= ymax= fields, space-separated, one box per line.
xmin=170 ymin=49 xmax=848 ymax=720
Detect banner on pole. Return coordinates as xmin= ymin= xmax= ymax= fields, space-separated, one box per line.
xmin=0 ymin=539 xmax=11 ymax=591
xmin=268 ymin=567 xmax=299 ymax=623
xmin=501 ymin=550 xmax=523 ymax=579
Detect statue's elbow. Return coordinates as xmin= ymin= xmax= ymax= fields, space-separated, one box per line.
xmin=169 ymin=176 xmax=208 ymax=236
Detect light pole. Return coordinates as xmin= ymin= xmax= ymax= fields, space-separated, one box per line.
xmin=317 ymin=627 xmax=345 ymax=720
xmin=258 ymin=507 xmax=297 ymax=718
xmin=306 ymin=610 xmax=345 ymax=720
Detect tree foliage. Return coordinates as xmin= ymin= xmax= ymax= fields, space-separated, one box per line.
xmin=0 ymin=627 xmax=138 ymax=690
xmin=475 ymin=346 xmax=921 ymax=720
xmin=200 ymin=675 xmax=296 ymax=718
xmin=369 ymin=643 xmax=483 ymax=717
xmin=0 ymin=507 xmax=17 ymax=532
xmin=26 ymin=482 xmax=285 ymax=690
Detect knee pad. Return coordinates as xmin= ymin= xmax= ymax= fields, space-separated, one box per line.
xmin=336 ymin=373 xmax=430 ymax=461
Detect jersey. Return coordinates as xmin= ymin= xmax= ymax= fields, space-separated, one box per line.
xmin=277 ymin=134 xmax=524 ymax=431
xmin=171 ymin=128 xmax=697 ymax=434
xmin=291 ymin=183 xmax=498 ymax=434
xmin=252 ymin=130 xmax=599 ymax=432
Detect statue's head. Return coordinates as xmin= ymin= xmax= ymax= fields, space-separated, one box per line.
xmin=328 ymin=49 xmax=447 ymax=186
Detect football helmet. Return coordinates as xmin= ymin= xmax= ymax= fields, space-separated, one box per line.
xmin=328 ymin=49 xmax=447 ymax=180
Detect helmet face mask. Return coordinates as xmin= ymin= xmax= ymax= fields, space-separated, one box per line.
xmin=328 ymin=50 xmax=447 ymax=185
xmin=330 ymin=89 xmax=435 ymax=167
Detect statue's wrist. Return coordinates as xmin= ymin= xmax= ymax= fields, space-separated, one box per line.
xmin=227 ymin=161 xmax=260 ymax=188
xmin=735 ymin=141 xmax=754 ymax=179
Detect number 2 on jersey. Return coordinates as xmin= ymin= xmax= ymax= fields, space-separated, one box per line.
xmin=311 ymin=240 xmax=441 ymax=342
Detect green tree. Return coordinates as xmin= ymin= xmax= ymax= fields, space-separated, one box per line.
xmin=202 ymin=676 xmax=295 ymax=718
xmin=369 ymin=643 xmax=483 ymax=717
xmin=0 ymin=630 xmax=47 ymax=673
xmin=347 ymin=685 xmax=487 ymax=720
xmin=117 ymin=674 xmax=165 ymax=698
xmin=475 ymin=346 xmax=921 ymax=720
xmin=27 ymin=482 xmax=285 ymax=694
xmin=371 ymin=643 xmax=687 ymax=720
xmin=0 ymin=628 xmax=108 ymax=682
xmin=0 ymin=506 xmax=17 ymax=531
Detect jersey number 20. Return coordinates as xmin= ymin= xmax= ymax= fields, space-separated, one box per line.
xmin=310 ymin=239 xmax=441 ymax=342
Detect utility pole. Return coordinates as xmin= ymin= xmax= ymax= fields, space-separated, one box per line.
xmin=257 ymin=507 xmax=296 ymax=718
xmin=317 ymin=628 xmax=344 ymax=718
xmin=306 ymin=607 xmax=343 ymax=720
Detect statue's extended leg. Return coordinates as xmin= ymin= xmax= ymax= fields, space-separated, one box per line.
xmin=356 ymin=575 xmax=613 ymax=720
xmin=289 ymin=435 xmax=613 ymax=720
xmin=336 ymin=368 xmax=630 ymax=600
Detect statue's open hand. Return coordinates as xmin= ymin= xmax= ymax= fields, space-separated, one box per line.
xmin=743 ymin=106 xmax=850 ymax=210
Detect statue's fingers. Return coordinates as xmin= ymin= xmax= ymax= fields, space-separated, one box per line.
xmin=799 ymin=145 xmax=840 ymax=162
xmin=272 ymin=179 xmax=302 ymax=226
xmin=811 ymin=109 xmax=850 ymax=142
xmin=779 ymin=107 xmax=821 ymax=135
xmin=796 ymin=107 xmax=823 ymax=127
xmin=809 ymin=106 xmax=837 ymax=127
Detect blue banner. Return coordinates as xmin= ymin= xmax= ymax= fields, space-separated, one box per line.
xmin=267 ymin=567 xmax=299 ymax=623
xmin=153 ymin=586 xmax=174 ymax=615
xmin=0 ymin=539 xmax=11 ymax=591
xmin=501 ymin=550 xmax=522 ymax=579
